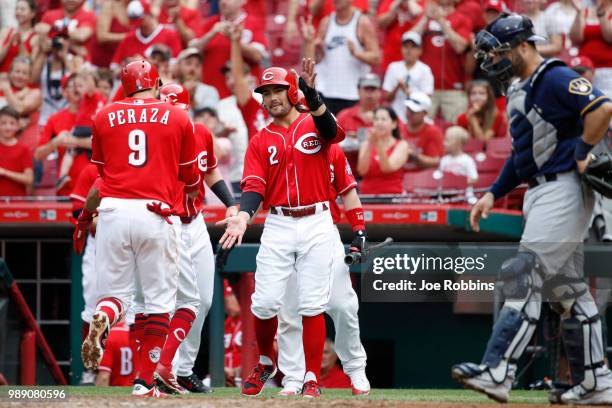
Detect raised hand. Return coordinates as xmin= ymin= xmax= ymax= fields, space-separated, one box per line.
xmin=300 ymin=57 xmax=317 ymax=89
xmin=300 ymin=15 xmax=315 ymax=43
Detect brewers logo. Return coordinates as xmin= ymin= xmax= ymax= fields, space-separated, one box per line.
xmin=568 ymin=77 xmax=593 ymax=96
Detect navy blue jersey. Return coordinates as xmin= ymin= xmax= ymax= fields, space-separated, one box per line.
xmin=490 ymin=59 xmax=610 ymax=199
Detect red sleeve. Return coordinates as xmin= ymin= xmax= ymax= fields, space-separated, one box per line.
xmin=41 ymin=10 xmax=58 ymax=25
xmin=198 ymin=16 xmax=218 ymax=36
xmin=452 ymin=13 xmax=472 ymax=41
xmin=204 ymin=128 xmax=218 ymax=171
xmin=421 ymin=126 xmax=444 ymax=157
xmin=330 ymin=146 xmax=357 ymax=195
xmin=456 ymin=113 xmax=469 ymax=129
xmin=20 ymin=144 xmax=32 ymax=171
xmin=98 ymin=332 xmax=115 ymax=372
xmin=178 ymin=120 xmax=199 ymax=189
xmin=240 ymin=135 xmax=267 ymax=195
xmin=245 ymin=18 xmax=268 ymax=50
xmin=70 ymin=164 xmax=98 ymax=207
xmin=182 ymin=8 xmax=202 ymax=32
xmin=91 ymin=120 xmax=105 ymax=177
xmin=77 ymin=10 xmax=96 ymax=30
xmin=494 ymin=110 xmax=508 ymax=138
xmin=38 ymin=118 xmax=54 ymax=146
xmin=317 ymin=114 xmax=346 ymax=144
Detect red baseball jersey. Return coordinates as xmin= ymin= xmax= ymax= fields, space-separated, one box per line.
xmin=238 ymin=96 xmax=269 ymax=140
xmin=327 ymin=145 xmax=357 ymax=224
xmin=0 ymin=140 xmax=32 ymax=197
xmin=91 ymin=97 xmax=199 ymax=205
xmin=111 ymin=27 xmax=182 ymax=65
xmin=98 ymin=322 xmax=137 ymax=386
xmin=75 ymin=91 xmax=107 ymax=128
xmin=224 ymin=315 xmax=242 ymax=370
xmin=180 ymin=123 xmax=218 ymax=217
xmin=69 ymin=163 xmax=99 ymax=212
xmin=241 ymin=113 xmax=346 ymax=209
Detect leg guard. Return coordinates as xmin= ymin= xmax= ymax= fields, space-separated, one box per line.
xmin=561 ymin=301 xmax=606 ymax=390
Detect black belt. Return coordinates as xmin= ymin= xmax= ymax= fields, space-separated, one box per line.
xmin=527 ymin=174 xmax=557 ymax=189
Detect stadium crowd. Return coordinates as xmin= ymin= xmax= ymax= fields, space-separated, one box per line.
xmin=0 ymin=0 xmax=609 ymax=205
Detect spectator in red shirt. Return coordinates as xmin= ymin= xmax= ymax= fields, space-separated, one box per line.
xmin=455 ymin=0 xmax=486 ymax=32
xmin=0 ymin=56 xmax=42 ymax=124
xmin=403 ymin=92 xmax=444 ymax=170
xmin=110 ymin=0 xmax=182 ymax=70
xmin=91 ymin=0 xmax=131 ymax=68
xmin=0 ymin=106 xmax=33 ymax=197
xmin=156 ymin=0 xmax=202 ymax=46
xmin=410 ymin=0 xmax=472 ymax=122
xmin=36 ymin=0 xmax=96 ymax=60
xmin=320 ymin=338 xmax=351 ymax=389
xmin=570 ymin=0 xmax=612 ymax=96
xmin=377 ymin=0 xmax=423 ymax=72
xmin=456 ymin=80 xmax=508 ymax=141
xmin=189 ymin=0 xmax=268 ymax=99
xmin=96 ymin=319 xmax=138 ymax=387
xmin=224 ymin=280 xmax=242 ymax=387
xmin=357 ymin=106 xmax=410 ymax=195
xmin=569 ymin=55 xmax=596 ymax=82
xmin=337 ymin=73 xmax=381 ymax=173
xmin=0 ymin=0 xmax=41 ymax=74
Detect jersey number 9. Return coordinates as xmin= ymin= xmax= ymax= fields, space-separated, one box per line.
xmin=128 ymin=129 xmax=147 ymax=167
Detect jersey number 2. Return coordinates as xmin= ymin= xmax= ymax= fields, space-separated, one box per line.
xmin=128 ymin=129 xmax=147 ymax=167
xmin=268 ymin=146 xmax=278 ymax=165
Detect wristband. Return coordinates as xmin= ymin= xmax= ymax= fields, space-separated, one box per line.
xmin=574 ymin=138 xmax=594 ymax=161
xmin=298 ymin=77 xmax=323 ymax=111
xmin=345 ymin=207 xmax=366 ymax=231
xmin=210 ymin=180 xmax=236 ymax=208
xmin=239 ymin=191 xmax=263 ymax=219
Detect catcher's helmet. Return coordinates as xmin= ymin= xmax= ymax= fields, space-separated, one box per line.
xmin=254 ymin=67 xmax=299 ymax=105
xmin=474 ymin=13 xmax=545 ymax=93
xmin=121 ymin=60 xmax=159 ymax=97
xmin=159 ymin=83 xmax=190 ymax=110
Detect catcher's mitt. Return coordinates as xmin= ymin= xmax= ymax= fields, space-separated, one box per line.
xmin=582 ymin=153 xmax=612 ymax=198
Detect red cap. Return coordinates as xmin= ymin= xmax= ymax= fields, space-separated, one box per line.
xmin=159 ymin=83 xmax=190 ymax=110
xmin=484 ymin=0 xmax=503 ymax=12
xmin=569 ymin=56 xmax=595 ymax=72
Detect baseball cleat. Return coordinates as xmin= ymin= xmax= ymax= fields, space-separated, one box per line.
xmin=132 ymin=379 xmax=167 ymax=398
xmin=301 ymin=380 xmax=321 ymax=398
xmin=278 ymin=382 xmax=302 ymax=396
xmin=241 ymin=363 xmax=276 ymax=397
xmin=350 ymin=370 xmax=371 ymax=395
xmin=452 ymin=362 xmax=511 ymax=403
xmin=154 ymin=364 xmax=189 ymax=395
xmin=560 ymin=368 xmax=612 ymax=405
xmin=176 ymin=373 xmax=213 ymax=393
xmin=81 ymin=311 xmax=110 ymax=371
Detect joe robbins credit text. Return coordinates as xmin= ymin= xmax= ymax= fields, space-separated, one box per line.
xmin=372 ymin=279 xmax=496 ymax=291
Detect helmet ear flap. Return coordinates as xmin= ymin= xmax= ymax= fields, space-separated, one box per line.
xmin=285 ymin=71 xmax=299 ymax=105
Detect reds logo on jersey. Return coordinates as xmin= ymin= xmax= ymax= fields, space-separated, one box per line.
xmin=295 ymin=133 xmax=322 ymax=155
xmin=198 ymin=151 xmax=208 ymax=172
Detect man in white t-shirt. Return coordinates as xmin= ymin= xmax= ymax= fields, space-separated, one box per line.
xmin=439 ymin=126 xmax=478 ymax=184
xmin=382 ymin=31 xmax=434 ymax=123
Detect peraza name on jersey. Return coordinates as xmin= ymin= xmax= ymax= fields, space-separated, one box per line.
xmin=107 ymin=108 xmax=170 ymax=128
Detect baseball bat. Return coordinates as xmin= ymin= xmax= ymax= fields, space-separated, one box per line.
xmin=344 ymin=237 xmax=394 ymax=266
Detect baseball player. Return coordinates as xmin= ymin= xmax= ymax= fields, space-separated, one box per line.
xmin=148 ymin=83 xmax=238 ymax=394
xmin=80 ymin=60 xmax=199 ymax=398
xmin=217 ymin=59 xmax=349 ymax=398
xmin=95 ymin=317 xmax=138 ymax=387
xmin=452 ymin=14 xmax=612 ymax=405
xmin=277 ymin=143 xmax=371 ymax=396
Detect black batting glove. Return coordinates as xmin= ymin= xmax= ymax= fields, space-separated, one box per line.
xmin=298 ymin=77 xmax=323 ymax=112
xmin=350 ymin=230 xmax=368 ymax=254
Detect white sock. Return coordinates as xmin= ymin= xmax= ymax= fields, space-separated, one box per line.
xmin=304 ymin=371 xmax=317 ymax=383
xmin=259 ymin=355 xmax=273 ymax=366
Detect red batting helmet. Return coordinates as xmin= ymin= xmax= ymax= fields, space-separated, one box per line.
xmin=254 ymin=67 xmax=299 ymax=105
xmin=120 ymin=60 xmax=159 ymax=97
xmin=159 ymin=83 xmax=190 ymax=110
